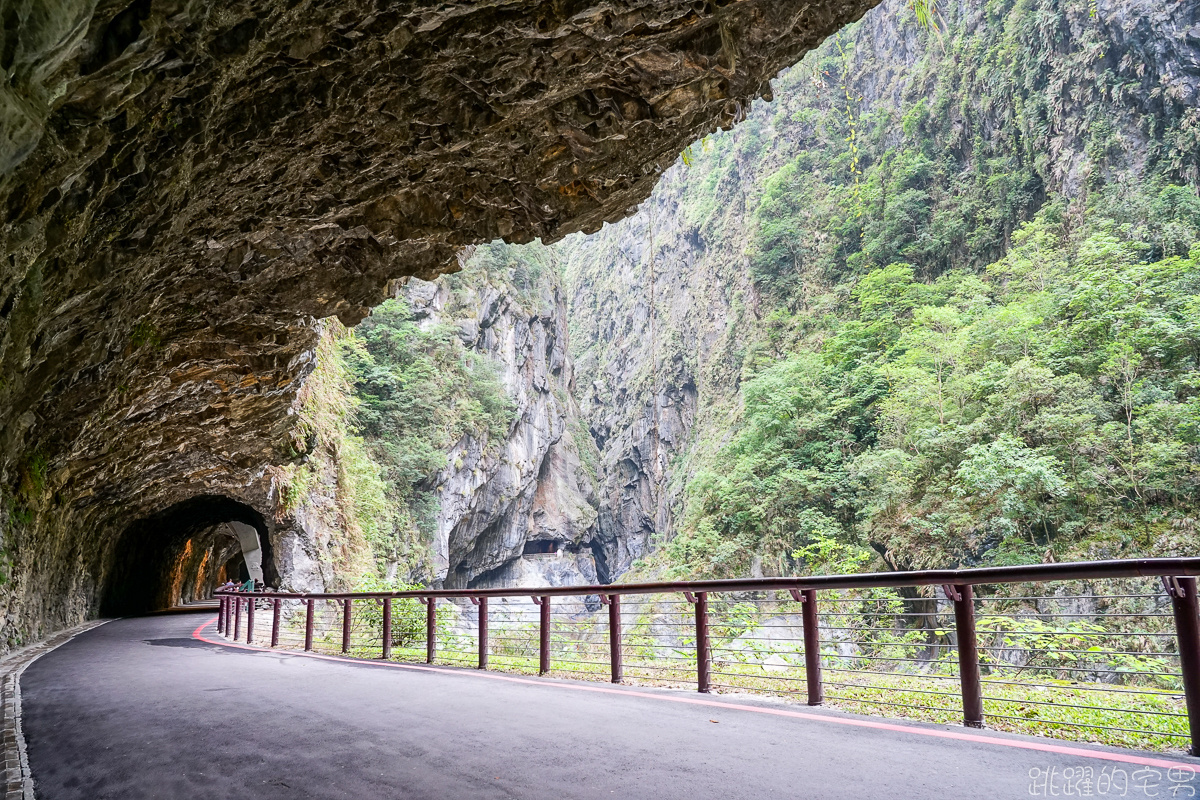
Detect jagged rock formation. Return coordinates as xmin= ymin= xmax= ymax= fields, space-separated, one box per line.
xmin=561 ymin=161 xmax=751 ymax=577
xmin=405 ymin=257 xmax=604 ymax=590
xmin=0 ymin=0 xmax=882 ymax=644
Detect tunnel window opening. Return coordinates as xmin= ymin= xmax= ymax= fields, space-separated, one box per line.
xmin=101 ymin=494 xmax=273 ymax=616
xmin=222 ymin=553 xmax=250 ymax=584
xmin=523 ymin=539 xmax=565 ymax=556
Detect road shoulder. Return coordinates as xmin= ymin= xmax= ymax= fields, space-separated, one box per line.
xmin=0 ymin=620 xmax=109 ymax=800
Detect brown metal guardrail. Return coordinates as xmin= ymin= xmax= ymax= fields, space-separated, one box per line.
xmin=215 ymin=558 xmax=1200 ymax=753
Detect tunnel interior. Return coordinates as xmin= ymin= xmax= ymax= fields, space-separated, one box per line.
xmin=522 ymin=539 xmax=564 ymax=556
xmin=101 ymin=495 xmax=275 ymax=616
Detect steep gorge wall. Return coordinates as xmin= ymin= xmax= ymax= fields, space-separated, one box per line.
xmin=560 ymin=174 xmax=757 ymax=576
xmin=557 ymin=0 xmax=1200 ymax=578
xmin=404 ymin=250 xmax=605 ymax=590
xmin=289 ymin=0 xmax=1200 ymax=593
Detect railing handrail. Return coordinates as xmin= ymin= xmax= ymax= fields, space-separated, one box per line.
xmin=213 ymin=556 xmax=1200 ymax=753
xmin=215 ymin=557 xmax=1200 ymax=600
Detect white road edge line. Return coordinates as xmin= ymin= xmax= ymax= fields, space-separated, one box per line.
xmin=2 ymin=620 xmax=111 ymax=799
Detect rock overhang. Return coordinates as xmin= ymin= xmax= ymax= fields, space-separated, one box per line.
xmin=0 ymin=0 xmax=880 ymax=633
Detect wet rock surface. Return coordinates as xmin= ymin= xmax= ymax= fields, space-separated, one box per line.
xmin=0 ymin=0 xmax=880 ymax=644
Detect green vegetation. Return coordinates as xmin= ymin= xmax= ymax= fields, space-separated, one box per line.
xmin=345 ymin=579 xmax=449 ymax=648
xmin=130 ymin=318 xmax=162 ymax=349
xmin=674 ymin=220 xmax=1200 ymax=576
xmin=17 ymin=448 xmax=49 ymax=500
xmin=456 ymin=241 xmax=556 ymax=313
xmin=342 ymin=293 xmax=513 ymax=580
xmin=655 ymin=0 xmax=1200 ymax=579
xmin=272 ymin=321 xmax=391 ymax=585
xmin=277 ymin=245 xmax=522 ymax=587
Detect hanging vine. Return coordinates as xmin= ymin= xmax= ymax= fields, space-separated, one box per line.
xmin=836 ymin=33 xmax=865 ymax=224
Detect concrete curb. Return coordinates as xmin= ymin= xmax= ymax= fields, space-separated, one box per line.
xmin=0 ymin=620 xmax=110 ymax=800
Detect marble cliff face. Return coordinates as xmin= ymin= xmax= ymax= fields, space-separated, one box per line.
xmin=402 ymin=271 xmax=604 ymax=590
xmin=0 ymin=0 xmax=878 ymax=644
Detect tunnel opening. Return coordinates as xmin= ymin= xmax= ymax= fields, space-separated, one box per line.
xmin=522 ymin=539 xmax=565 ymax=556
xmin=223 ymin=552 xmax=251 ymax=584
xmin=101 ymin=494 xmax=275 ymax=616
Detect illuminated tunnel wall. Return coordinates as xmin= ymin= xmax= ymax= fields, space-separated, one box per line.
xmin=101 ymin=495 xmax=276 ymax=615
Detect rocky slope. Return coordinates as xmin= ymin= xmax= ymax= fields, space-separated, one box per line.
xmin=559 ymin=183 xmax=753 ymax=577
xmin=268 ymin=244 xmax=609 ymax=596
xmin=556 ymin=0 xmax=1200 ymax=579
xmin=404 ymin=248 xmax=605 ymax=590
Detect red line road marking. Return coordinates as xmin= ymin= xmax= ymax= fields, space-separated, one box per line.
xmin=192 ymin=616 xmax=1199 ymax=773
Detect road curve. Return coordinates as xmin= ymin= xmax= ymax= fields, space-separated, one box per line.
xmin=20 ymin=612 xmax=1200 ymax=799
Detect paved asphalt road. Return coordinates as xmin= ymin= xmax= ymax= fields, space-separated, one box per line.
xmin=20 ymin=612 xmax=1200 ymax=799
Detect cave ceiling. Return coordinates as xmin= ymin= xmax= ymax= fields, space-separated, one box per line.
xmin=0 ymin=0 xmax=878 ymax=519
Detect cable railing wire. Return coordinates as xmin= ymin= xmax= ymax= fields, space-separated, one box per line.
xmin=214 ymin=557 xmax=1200 ymax=754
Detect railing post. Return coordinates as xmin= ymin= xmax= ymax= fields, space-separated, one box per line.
xmin=423 ymin=597 xmax=436 ymax=664
xmin=686 ymin=592 xmax=711 ymax=693
xmin=217 ymin=597 xmax=224 ymax=634
xmin=945 ymin=584 xmax=984 ymax=728
xmin=271 ymin=599 xmax=281 ymax=647
xmin=233 ymin=597 xmax=242 ymax=641
xmin=246 ymin=594 xmax=255 ymax=643
xmin=532 ymin=596 xmax=551 ymax=675
xmin=382 ymin=597 xmax=392 ymax=660
xmin=304 ymin=598 xmax=314 ymax=651
xmin=601 ymin=594 xmax=623 ymax=684
xmin=1165 ymin=576 xmax=1200 ymax=755
xmin=791 ymin=589 xmax=824 ymax=706
xmin=342 ymin=598 xmax=353 ymax=654
xmin=472 ymin=597 xmax=488 ymax=669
